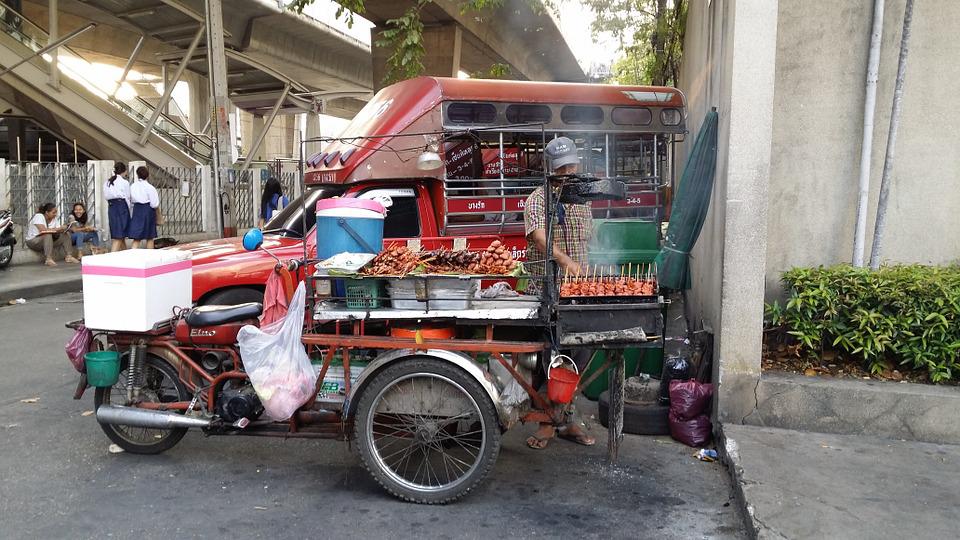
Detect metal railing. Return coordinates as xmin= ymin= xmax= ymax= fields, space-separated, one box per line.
xmin=6 ymin=161 xmax=94 ymax=241
xmin=232 ymin=170 xmax=255 ymax=230
xmin=3 ymin=161 xmax=295 ymax=243
xmin=149 ymin=166 xmax=204 ymax=236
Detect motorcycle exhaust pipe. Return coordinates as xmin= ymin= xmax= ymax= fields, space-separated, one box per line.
xmin=96 ymin=405 xmax=213 ymax=429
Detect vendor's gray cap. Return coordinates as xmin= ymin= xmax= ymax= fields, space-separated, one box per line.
xmin=545 ymin=136 xmax=579 ymax=171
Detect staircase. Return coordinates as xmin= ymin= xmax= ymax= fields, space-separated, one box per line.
xmin=0 ymin=7 xmax=211 ymax=166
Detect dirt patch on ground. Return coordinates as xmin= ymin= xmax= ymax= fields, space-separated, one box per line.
xmin=761 ymin=332 xmax=956 ymax=386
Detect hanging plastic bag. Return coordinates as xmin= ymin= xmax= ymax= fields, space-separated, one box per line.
xmin=65 ymin=325 xmax=92 ymax=373
xmin=237 ymin=282 xmax=315 ymax=420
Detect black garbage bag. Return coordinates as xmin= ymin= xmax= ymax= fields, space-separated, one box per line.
xmin=659 ymin=356 xmax=691 ymax=404
xmin=668 ymin=379 xmax=714 ymax=447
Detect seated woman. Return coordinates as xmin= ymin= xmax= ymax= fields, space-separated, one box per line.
xmin=67 ymin=202 xmax=102 ymax=258
xmin=25 ymin=203 xmax=78 ymax=266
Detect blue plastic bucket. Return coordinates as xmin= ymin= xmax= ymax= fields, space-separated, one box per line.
xmin=315 ymin=199 xmax=386 ymax=261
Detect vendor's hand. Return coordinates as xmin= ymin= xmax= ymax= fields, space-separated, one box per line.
xmin=560 ymin=259 xmax=583 ymax=277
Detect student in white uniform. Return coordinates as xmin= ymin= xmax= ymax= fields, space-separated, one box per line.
xmin=25 ymin=202 xmax=78 ymax=266
xmin=127 ymin=166 xmax=161 ymax=249
xmin=103 ymin=162 xmax=131 ymax=252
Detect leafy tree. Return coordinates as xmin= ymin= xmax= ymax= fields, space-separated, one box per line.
xmin=585 ymin=0 xmax=686 ymax=86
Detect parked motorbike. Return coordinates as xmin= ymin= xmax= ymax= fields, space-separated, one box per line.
xmin=70 ymin=229 xmax=521 ymax=504
xmin=0 ymin=209 xmax=16 ymax=268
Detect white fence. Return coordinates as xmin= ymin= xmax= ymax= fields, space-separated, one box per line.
xmin=0 ymin=160 xmax=290 ymax=244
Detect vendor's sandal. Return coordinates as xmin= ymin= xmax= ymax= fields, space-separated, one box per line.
xmin=558 ymin=424 xmax=596 ymax=447
xmin=65 ymin=256 xmax=80 ymax=264
xmin=525 ymin=425 xmax=556 ymax=450
xmin=45 ymin=258 xmax=57 ymax=267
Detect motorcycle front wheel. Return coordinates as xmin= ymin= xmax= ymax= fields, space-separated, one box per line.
xmin=0 ymin=243 xmax=12 ymax=268
xmin=94 ymin=353 xmax=190 ymax=454
xmin=353 ymin=357 xmax=501 ymax=504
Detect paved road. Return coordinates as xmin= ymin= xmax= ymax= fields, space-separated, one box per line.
xmin=0 ymin=294 xmax=745 ymax=539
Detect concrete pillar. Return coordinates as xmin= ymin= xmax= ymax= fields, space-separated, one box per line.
xmin=711 ymin=0 xmax=779 ymax=423
xmin=90 ymin=160 xmax=113 ymax=242
xmin=48 ymin=0 xmax=59 ymax=89
xmin=0 ymin=158 xmax=8 ymax=211
xmin=198 ymin=164 xmax=219 ymax=234
xmin=229 ymin=103 xmax=240 ymax=163
xmin=251 ymin=172 xmax=262 ymax=225
xmin=187 ymin=72 xmax=210 ymax=134
xmin=251 ymin=114 xmax=265 ymax=161
xmin=304 ymin=111 xmax=321 ymax=140
xmin=371 ymin=23 xmax=462 ymax=91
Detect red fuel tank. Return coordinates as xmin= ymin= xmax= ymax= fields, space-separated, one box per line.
xmin=174 ymin=319 xmax=253 ymax=345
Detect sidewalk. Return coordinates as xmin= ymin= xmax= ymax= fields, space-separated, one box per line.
xmin=0 ymin=261 xmax=82 ymax=303
xmin=722 ymin=424 xmax=960 ymax=539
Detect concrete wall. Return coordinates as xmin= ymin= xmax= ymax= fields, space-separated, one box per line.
xmin=678 ymin=0 xmax=779 ymax=422
xmin=765 ymin=0 xmax=960 ymax=297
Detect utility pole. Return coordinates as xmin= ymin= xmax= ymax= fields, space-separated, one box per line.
xmin=205 ymin=0 xmax=235 ymax=237
xmin=870 ymin=0 xmax=914 ymax=270
xmin=852 ymin=0 xmax=884 ymax=267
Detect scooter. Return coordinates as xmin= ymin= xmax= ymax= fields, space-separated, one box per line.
xmin=0 ymin=209 xmax=16 ymax=269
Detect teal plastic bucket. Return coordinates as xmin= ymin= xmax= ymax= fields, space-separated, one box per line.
xmin=85 ymin=351 xmax=121 ymax=387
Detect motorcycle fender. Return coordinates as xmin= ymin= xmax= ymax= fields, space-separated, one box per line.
xmin=345 ymin=348 xmax=509 ymax=428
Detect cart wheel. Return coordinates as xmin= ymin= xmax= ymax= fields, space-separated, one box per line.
xmin=353 ymin=357 xmax=501 ymax=504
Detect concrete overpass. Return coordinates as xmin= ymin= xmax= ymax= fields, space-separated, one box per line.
xmin=362 ymin=0 xmax=585 ymax=90
xmin=0 ymin=0 xmax=582 ymax=167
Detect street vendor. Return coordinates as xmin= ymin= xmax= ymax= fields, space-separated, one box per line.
xmin=523 ymin=136 xmax=595 ymax=449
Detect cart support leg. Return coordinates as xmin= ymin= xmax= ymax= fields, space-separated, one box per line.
xmin=607 ymin=350 xmax=625 ymax=464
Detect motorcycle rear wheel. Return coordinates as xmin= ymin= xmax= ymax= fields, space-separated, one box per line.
xmin=94 ymin=353 xmax=190 ymax=454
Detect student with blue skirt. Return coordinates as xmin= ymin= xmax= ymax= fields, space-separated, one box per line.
xmin=103 ymin=162 xmax=131 ymax=252
xmin=259 ymin=176 xmax=288 ymax=227
xmin=127 ymin=166 xmax=161 ymax=249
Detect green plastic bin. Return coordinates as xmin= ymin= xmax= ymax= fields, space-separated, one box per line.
xmin=85 ymin=351 xmax=121 ymax=387
xmin=580 ymin=348 xmax=664 ymax=400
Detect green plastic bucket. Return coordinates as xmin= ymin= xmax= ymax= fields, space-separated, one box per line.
xmin=85 ymin=351 xmax=121 ymax=387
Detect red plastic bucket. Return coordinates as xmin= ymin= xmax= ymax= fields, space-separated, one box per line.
xmin=547 ymin=355 xmax=580 ymax=404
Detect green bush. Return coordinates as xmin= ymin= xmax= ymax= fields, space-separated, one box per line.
xmin=769 ymin=265 xmax=960 ymax=382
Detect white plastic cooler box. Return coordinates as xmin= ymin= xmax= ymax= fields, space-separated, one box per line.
xmin=81 ymin=250 xmax=192 ymax=331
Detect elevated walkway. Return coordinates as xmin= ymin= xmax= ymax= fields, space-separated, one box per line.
xmin=0 ymin=9 xmax=207 ymax=166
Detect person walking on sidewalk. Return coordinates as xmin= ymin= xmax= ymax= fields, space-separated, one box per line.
xmin=66 ymin=202 xmax=102 ymax=258
xmin=127 ymin=166 xmax=161 ymax=249
xmin=104 ymin=162 xmax=131 ymax=252
xmin=25 ymin=202 xmax=78 ymax=266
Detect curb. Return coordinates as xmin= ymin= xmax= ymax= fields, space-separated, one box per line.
xmin=0 ymin=275 xmax=82 ymax=303
xmin=718 ymin=426 xmax=762 ymax=540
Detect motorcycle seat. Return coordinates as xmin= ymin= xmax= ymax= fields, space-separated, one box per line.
xmin=185 ymin=303 xmax=263 ymax=327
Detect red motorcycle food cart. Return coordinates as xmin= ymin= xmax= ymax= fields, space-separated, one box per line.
xmin=68 ymin=143 xmax=664 ymax=504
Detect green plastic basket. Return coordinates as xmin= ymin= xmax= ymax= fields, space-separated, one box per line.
xmin=85 ymin=351 xmax=121 ymax=387
xmin=345 ymin=278 xmax=383 ymax=309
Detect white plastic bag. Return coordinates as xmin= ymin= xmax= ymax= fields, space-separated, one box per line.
xmin=237 ymin=282 xmax=315 ymax=420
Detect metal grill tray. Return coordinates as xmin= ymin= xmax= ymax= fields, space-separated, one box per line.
xmin=559 ymin=294 xmax=659 ymax=305
xmin=555 ymin=301 xmax=663 ymax=336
